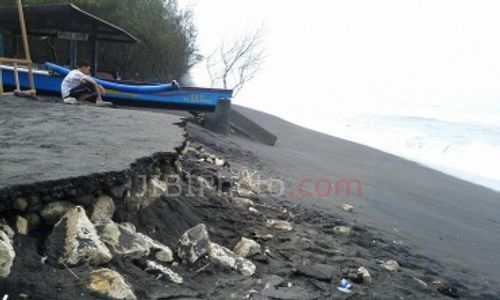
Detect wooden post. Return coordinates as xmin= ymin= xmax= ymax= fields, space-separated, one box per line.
xmin=17 ymin=0 xmax=35 ymax=93
xmin=69 ymin=40 xmax=77 ymax=68
xmin=13 ymin=62 xmax=20 ymax=91
xmin=0 ymin=64 xmax=4 ymax=95
xmin=90 ymin=23 xmax=98 ymax=76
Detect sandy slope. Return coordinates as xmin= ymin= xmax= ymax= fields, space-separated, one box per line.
xmin=230 ymin=105 xmax=500 ymax=281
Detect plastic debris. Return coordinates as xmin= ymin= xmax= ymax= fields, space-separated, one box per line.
xmin=341 ymin=203 xmax=355 ymax=213
xmin=3 ymin=295 xmax=9 ymax=300
xmin=337 ymin=279 xmax=352 ymax=293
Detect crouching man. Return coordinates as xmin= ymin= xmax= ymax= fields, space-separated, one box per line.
xmin=61 ymin=61 xmax=112 ymax=107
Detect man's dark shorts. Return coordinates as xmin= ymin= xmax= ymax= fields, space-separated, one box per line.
xmin=68 ymin=82 xmax=97 ymax=101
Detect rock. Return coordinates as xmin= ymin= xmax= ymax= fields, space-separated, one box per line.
xmin=28 ymin=195 xmax=41 ymax=206
xmin=174 ymin=161 xmax=183 ymax=174
xmin=248 ymin=207 xmax=262 ymax=216
xmin=214 ymin=158 xmax=225 ymax=167
xmin=25 ymin=213 xmax=41 ymax=229
xmin=16 ymin=215 xmax=28 ymax=235
xmin=0 ymin=230 xmax=15 ymax=278
xmin=40 ymin=201 xmax=76 ymax=225
xmin=0 ymin=224 xmax=14 ymax=240
xmin=180 ymin=145 xmax=200 ymax=156
xmin=358 ymin=267 xmax=372 ymax=283
xmin=110 ymin=183 xmax=130 ymax=198
xmin=88 ymin=268 xmax=136 ymax=300
xmin=46 ymin=206 xmax=112 ymax=266
xmin=97 ymin=221 xmax=121 ymax=245
xmin=126 ymin=176 xmax=166 ymax=211
xmin=382 ymin=260 xmax=400 ymax=272
xmin=231 ymin=197 xmax=254 ymax=208
xmin=263 ymin=274 xmax=285 ymax=288
xmin=295 ymin=264 xmax=335 ymax=282
xmin=431 ymin=280 xmax=444 ymax=288
xmin=177 ymin=224 xmax=211 ymax=263
xmin=237 ymin=188 xmax=256 ymax=198
xmin=13 ymin=197 xmax=28 ymax=212
xmin=341 ymin=203 xmax=355 ymax=212
xmin=437 ymin=286 xmax=459 ymax=298
xmin=333 ymin=226 xmax=352 ymax=237
xmin=254 ymin=233 xmax=274 ymax=241
xmin=234 ymin=237 xmax=261 ymax=258
xmin=260 ymin=286 xmax=318 ymax=300
xmin=96 ymin=222 xmax=150 ymax=259
xmin=91 ymin=195 xmax=115 ymax=224
xmin=136 ymin=232 xmax=174 ymax=263
xmin=208 ymin=242 xmax=256 ymax=276
xmin=277 ymin=209 xmax=294 ymax=220
xmin=148 ymin=177 xmax=168 ymax=199
xmin=412 ymin=277 xmax=428 ymax=288
xmin=144 ymin=260 xmax=183 ymax=284
xmin=266 ymin=219 xmax=293 ymax=231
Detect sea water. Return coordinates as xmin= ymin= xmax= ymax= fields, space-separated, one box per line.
xmin=294 ymin=102 xmax=500 ymax=192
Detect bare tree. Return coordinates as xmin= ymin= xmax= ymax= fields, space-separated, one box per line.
xmin=206 ymin=27 xmax=265 ymax=96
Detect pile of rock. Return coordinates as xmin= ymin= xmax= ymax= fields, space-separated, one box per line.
xmin=1 ymin=183 xmax=269 ymax=300
xmin=177 ymin=223 xmax=257 ymax=277
xmin=0 ymin=227 xmax=15 ymax=278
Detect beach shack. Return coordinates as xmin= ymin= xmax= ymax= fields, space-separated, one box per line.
xmin=0 ymin=3 xmax=232 ymax=111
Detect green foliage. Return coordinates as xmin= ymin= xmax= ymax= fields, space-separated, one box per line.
xmin=0 ymin=0 xmax=199 ymax=82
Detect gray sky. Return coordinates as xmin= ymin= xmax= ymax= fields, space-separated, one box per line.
xmin=179 ymin=0 xmax=500 ymax=126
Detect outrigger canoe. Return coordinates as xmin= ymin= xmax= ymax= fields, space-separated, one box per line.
xmin=0 ymin=62 xmax=232 ymax=111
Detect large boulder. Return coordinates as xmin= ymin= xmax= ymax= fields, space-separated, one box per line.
xmin=88 ymin=268 xmax=136 ymax=300
xmin=96 ymin=221 xmax=150 ymax=259
xmin=46 ymin=206 xmax=112 ymax=266
xmin=177 ymin=224 xmax=211 ymax=263
xmin=40 ymin=201 xmax=76 ymax=225
xmin=91 ymin=195 xmax=116 ymax=224
xmin=0 ymin=230 xmax=15 ymax=278
xmin=208 ymin=242 xmax=256 ymax=276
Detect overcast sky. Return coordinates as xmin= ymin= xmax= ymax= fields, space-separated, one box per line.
xmin=179 ymin=0 xmax=500 ymax=127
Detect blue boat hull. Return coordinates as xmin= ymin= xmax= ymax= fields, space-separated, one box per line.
xmin=45 ymin=62 xmax=179 ymax=93
xmin=1 ymin=66 xmax=232 ymax=111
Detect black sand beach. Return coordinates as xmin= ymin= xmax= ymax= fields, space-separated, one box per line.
xmin=230 ymin=105 xmax=500 ymax=280
xmin=0 ymin=98 xmax=499 ymax=299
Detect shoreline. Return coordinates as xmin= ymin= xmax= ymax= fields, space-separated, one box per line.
xmin=247 ymin=105 xmax=500 ymax=193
